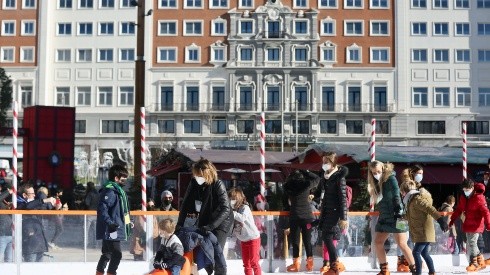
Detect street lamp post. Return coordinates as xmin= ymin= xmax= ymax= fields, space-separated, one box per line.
xmin=133 ymin=0 xmax=146 ymax=189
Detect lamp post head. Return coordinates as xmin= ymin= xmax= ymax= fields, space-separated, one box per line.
xmin=130 ymin=0 xmax=139 ymax=7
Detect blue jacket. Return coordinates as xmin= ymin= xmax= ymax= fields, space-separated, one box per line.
xmin=96 ymin=182 xmax=131 ymax=241
xmin=176 ymin=227 xmax=226 ymax=270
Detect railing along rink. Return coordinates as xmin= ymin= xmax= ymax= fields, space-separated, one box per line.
xmin=0 ymin=210 xmax=468 ymax=275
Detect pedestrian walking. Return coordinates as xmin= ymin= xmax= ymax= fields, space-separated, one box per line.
xmin=95 ymin=164 xmax=132 ymax=275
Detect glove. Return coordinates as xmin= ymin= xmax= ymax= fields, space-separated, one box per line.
xmin=437 ymin=217 xmax=449 ymax=232
xmin=394 ymin=212 xmax=403 ymax=219
xmin=198 ymin=225 xmax=211 ymax=235
xmin=175 ymin=224 xmax=182 ymax=233
xmin=153 ymin=261 xmax=163 ymax=270
xmin=338 ymin=220 xmax=348 ymax=230
xmin=108 ymin=223 xmax=118 ymax=233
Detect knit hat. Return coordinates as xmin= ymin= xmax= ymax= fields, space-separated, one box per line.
xmin=161 ymin=190 xmax=173 ymax=200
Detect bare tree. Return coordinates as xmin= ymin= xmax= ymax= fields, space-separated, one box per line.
xmin=0 ymin=68 xmax=13 ymax=127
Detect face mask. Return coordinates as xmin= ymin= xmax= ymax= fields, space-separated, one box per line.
xmin=27 ymin=198 xmax=34 ymax=202
xmin=414 ymin=174 xmax=423 ymax=183
xmin=373 ymin=173 xmax=382 ymax=181
xmin=230 ymin=200 xmax=236 ymax=208
xmin=464 ymin=190 xmax=472 ymax=197
xmin=256 ymin=201 xmax=265 ymax=210
xmin=195 ymin=176 xmax=206 ymax=185
xmin=484 ymin=180 xmax=488 ymax=185
xmin=163 ymin=199 xmax=172 ymax=205
xmin=322 ymin=164 xmax=331 ymax=171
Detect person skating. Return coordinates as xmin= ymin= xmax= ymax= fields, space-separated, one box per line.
xmin=449 ymin=179 xmax=490 ymax=272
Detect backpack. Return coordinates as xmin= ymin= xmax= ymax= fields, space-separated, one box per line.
xmin=345 ymin=184 xmax=353 ymax=209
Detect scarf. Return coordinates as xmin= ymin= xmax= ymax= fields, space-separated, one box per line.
xmin=105 ymin=181 xmax=131 ymax=238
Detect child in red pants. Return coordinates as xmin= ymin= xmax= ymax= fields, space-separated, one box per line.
xmin=229 ymin=188 xmax=261 ymax=275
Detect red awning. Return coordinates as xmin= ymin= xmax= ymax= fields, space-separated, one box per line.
xmin=148 ymin=163 xmax=182 ymax=177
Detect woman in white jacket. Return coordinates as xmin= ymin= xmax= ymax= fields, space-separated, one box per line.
xmin=229 ymin=187 xmax=261 ymax=275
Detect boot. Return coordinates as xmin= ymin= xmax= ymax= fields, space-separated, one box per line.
xmin=306 ymin=256 xmax=314 ymax=271
xmin=320 ymin=260 xmax=330 ymax=273
xmin=287 ymin=257 xmax=301 ymax=272
xmin=408 ymin=264 xmax=416 ymax=275
xmin=397 ymin=255 xmax=410 ymax=272
xmin=466 ymin=255 xmax=480 ymax=272
xmin=377 ymin=262 xmax=390 ymax=275
xmin=477 ymin=253 xmax=487 ymax=269
xmin=107 ymin=273 xmax=115 ymax=275
xmin=337 ymin=259 xmax=346 ymax=272
xmin=95 ymin=272 xmax=104 ymax=275
xmin=323 ymin=260 xmax=339 ymax=275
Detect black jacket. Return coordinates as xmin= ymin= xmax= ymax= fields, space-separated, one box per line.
xmin=17 ymin=198 xmax=50 ymax=255
xmin=0 ymin=190 xmax=12 ymax=236
xmin=315 ymin=166 xmax=349 ymax=229
xmin=283 ymin=170 xmax=320 ymax=222
xmin=177 ymin=179 xmax=233 ymax=234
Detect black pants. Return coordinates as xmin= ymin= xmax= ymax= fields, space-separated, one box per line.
xmin=322 ymin=230 xmax=338 ymax=263
xmin=290 ymin=218 xmax=313 ymax=258
xmin=96 ymin=240 xmax=122 ymax=274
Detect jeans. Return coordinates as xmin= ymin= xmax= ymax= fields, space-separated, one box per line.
xmin=412 ymin=242 xmax=434 ymax=275
xmin=0 ymin=236 xmax=13 ymax=262
xmin=96 ymin=240 xmax=122 ymax=274
xmin=241 ymin=237 xmax=261 ymax=275
xmin=23 ymin=252 xmax=43 ymax=262
xmin=170 ymin=265 xmax=181 ymax=275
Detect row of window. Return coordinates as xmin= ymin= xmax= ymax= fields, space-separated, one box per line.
xmin=412 ymin=87 xmax=490 ymax=107
xmin=0 ymin=0 xmax=133 ymax=10
xmin=19 ymin=86 xmax=134 ymax=107
xmin=55 ymin=22 xmax=134 ymax=36
xmin=411 ymin=49 xmax=490 ymax=63
xmin=0 ymin=47 xmax=135 ymax=63
xmin=0 ymin=47 xmax=35 ymax=63
xmin=2 ymin=0 xmax=489 ymax=11
xmin=410 ymin=22 xmax=490 ymax=36
xmin=148 ymin=119 xmax=490 ymax=136
xmin=411 ymin=0 xmax=490 ymax=9
xmin=156 ymin=19 xmax=392 ymax=37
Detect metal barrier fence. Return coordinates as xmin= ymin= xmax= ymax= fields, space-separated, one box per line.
xmin=0 ymin=210 xmax=453 ymax=270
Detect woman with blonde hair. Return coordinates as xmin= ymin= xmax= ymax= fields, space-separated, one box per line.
xmin=368 ymin=160 xmax=415 ymax=275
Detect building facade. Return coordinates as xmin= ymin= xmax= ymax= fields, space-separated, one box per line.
xmin=0 ymin=0 xmax=489 ymax=164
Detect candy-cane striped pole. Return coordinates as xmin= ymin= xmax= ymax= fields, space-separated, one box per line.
xmin=260 ymin=112 xmax=266 ymax=200
xmin=140 ymin=107 xmax=147 ymax=211
xmin=12 ymin=101 xmax=18 ymax=209
xmin=463 ymin=122 xmax=467 ymax=180
xmin=370 ymin=119 xmax=376 ymax=162
xmin=12 ymin=101 xmax=18 ymax=256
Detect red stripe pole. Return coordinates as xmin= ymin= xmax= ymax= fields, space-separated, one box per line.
xmin=370 ymin=119 xmax=376 ymax=162
xmin=260 ymin=112 xmax=266 ymax=200
xmin=12 ymin=101 xmax=18 ymax=254
xmin=141 ymin=107 xmax=147 ymax=211
xmin=462 ymin=122 xmax=467 ymax=180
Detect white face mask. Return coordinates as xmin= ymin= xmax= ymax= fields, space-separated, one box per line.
xmin=322 ymin=164 xmax=331 ymax=171
xmin=230 ymin=200 xmax=236 ymax=208
xmin=373 ymin=173 xmax=382 ymax=181
xmin=27 ymin=198 xmax=34 ymax=202
xmin=195 ymin=176 xmax=206 ymax=185
xmin=464 ymin=190 xmax=472 ymax=197
xmin=414 ymin=174 xmax=423 ymax=183
xmin=484 ymin=180 xmax=488 ymax=185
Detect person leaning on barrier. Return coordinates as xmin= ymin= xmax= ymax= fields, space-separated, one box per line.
xmin=17 ymin=183 xmax=57 ymax=262
xmin=0 ymin=182 xmax=14 ymax=262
